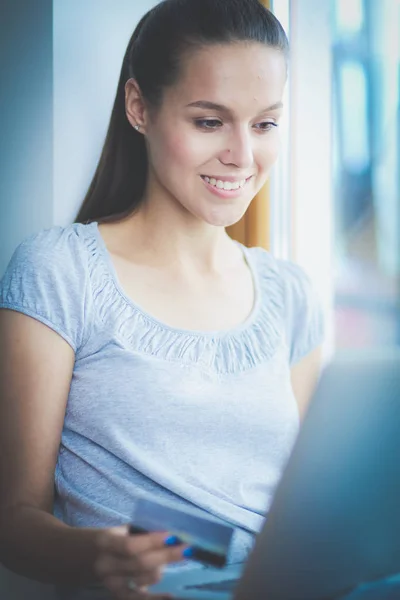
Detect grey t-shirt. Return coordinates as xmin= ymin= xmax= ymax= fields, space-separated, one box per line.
xmin=0 ymin=221 xmax=324 ymax=596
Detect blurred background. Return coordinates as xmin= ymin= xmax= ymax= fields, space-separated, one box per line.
xmin=331 ymin=0 xmax=400 ymax=349
xmin=272 ymin=0 xmax=400 ymax=353
xmin=0 ymin=0 xmax=399 ymax=598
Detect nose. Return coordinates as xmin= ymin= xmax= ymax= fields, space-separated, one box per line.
xmin=219 ymin=127 xmax=254 ymax=170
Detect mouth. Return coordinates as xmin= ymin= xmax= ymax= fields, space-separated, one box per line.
xmin=200 ymin=174 xmax=253 ymax=199
xmin=200 ymin=175 xmax=252 ymax=191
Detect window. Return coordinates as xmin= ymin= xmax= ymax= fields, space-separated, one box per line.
xmin=332 ymin=0 xmax=400 ymax=348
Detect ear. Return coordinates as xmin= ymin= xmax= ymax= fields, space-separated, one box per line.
xmin=125 ymin=78 xmax=148 ymax=133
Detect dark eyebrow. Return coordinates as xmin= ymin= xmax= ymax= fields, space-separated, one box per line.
xmin=186 ymin=100 xmax=283 ymax=113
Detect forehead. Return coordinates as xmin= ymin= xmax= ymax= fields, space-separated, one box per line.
xmin=165 ymin=42 xmax=287 ymax=112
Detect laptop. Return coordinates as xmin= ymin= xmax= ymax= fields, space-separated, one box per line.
xmin=150 ymin=349 xmax=400 ymax=599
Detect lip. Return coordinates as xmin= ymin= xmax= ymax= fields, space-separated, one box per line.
xmin=201 ymin=175 xmax=253 ymax=182
xmin=200 ymin=175 xmax=252 ymax=199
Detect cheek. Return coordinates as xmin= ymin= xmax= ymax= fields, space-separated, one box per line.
xmin=157 ymin=127 xmax=216 ymax=178
xmin=162 ymin=130 xmax=207 ymax=170
xmin=257 ymin=134 xmax=281 ymax=169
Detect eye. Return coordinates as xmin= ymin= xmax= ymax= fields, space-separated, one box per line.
xmin=194 ymin=119 xmax=223 ymax=130
xmin=254 ymin=121 xmax=279 ymax=132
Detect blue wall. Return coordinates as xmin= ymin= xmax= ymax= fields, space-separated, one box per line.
xmin=0 ymin=4 xmax=55 ymax=598
xmin=0 ymin=0 xmax=54 ymax=276
xmin=0 ymin=0 xmax=158 ymax=275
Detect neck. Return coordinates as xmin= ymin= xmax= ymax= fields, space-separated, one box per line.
xmin=118 ymin=180 xmax=238 ymax=274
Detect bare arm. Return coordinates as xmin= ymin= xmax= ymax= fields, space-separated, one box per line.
xmin=0 ymin=309 xmax=100 ymax=585
xmin=290 ymin=345 xmax=323 ymax=422
xmin=0 ymin=309 xmax=187 ymax=594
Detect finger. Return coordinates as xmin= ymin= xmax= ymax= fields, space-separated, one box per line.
xmin=102 ymin=574 xmax=147 ymax=599
xmin=95 ymin=543 xmax=186 ymax=580
xmin=98 ymin=557 xmax=163 ymax=586
xmin=126 ymin=530 xmax=178 ymax=555
xmin=134 ymin=544 xmax=188 ymax=573
xmin=103 ymin=574 xmax=173 ymax=599
xmin=128 ymin=566 xmax=163 ymax=589
xmin=96 ymin=525 xmax=130 ymax=556
xmin=97 ymin=528 xmax=169 ymax=558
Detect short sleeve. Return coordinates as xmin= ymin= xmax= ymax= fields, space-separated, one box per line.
xmin=278 ymin=260 xmax=325 ymax=366
xmin=0 ymin=225 xmax=92 ymax=352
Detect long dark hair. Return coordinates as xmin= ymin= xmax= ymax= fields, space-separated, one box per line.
xmin=75 ymin=0 xmax=288 ymax=224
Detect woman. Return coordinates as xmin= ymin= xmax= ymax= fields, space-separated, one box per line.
xmin=0 ymin=0 xmax=324 ymax=598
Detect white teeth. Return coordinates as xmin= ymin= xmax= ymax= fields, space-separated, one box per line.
xmin=202 ymin=176 xmax=248 ymax=190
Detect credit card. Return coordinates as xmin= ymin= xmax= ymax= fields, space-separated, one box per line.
xmin=130 ymin=496 xmax=234 ymax=568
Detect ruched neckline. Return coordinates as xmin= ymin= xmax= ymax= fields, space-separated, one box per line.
xmin=82 ymin=221 xmax=285 ymax=374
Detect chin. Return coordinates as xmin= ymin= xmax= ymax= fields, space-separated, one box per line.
xmin=200 ymin=206 xmax=249 ymax=228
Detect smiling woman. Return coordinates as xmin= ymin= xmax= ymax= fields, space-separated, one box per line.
xmin=0 ymin=2 xmax=324 ymax=600
xmin=120 ymin=41 xmax=286 ymax=229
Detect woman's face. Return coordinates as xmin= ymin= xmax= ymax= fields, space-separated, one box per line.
xmin=142 ymin=42 xmax=287 ymax=227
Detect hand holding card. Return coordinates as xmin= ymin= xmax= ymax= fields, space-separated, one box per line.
xmin=92 ymin=524 xmax=187 ymax=598
xmin=130 ymin=496 xmax=235 ymax=568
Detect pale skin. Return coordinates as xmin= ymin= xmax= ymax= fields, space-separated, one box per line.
xmin=0 ymin=42 xmax=321 ymax=599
